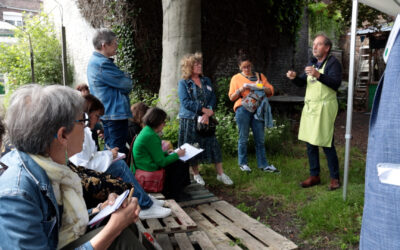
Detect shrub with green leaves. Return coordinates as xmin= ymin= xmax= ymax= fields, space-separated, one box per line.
xmin=0 ymin=13 xmax=73 ymax=93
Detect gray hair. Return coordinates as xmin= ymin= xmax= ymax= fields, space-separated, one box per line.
xmin=6 ymin=84 xmax=84 ymax=155
xmin=93 ymin=28 xmax=117 ymax=50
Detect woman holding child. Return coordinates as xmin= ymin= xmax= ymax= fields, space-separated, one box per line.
xmin=229 ymin=53 xmax=278 ymax=173
xmin=178 ymin=52 xmax=233 ymax=186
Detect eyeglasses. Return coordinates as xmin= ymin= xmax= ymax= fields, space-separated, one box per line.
xmin=75 ymin=113 xmax=89 ymax=127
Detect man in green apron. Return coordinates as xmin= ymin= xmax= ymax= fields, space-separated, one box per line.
xmin=286 ymin=34 xmax=342 ymax=190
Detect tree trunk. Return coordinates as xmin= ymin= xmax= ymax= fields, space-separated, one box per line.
xmin=159 ymin=0 xmax=201 ymax=116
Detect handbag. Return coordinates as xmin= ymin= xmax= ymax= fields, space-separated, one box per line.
xmin=196 ymin=115 xmax=218 ymax=137
xmin=135 ymin=169 xmax=165 ymax=193
xmin=131 ymin=138 xmax=165 ymax=193
xmin=241 ymin=72 xmax=264 ymax=113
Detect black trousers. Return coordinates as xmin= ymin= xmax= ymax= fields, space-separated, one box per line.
xmin=163 ymin=160 xmax=190 ymax=199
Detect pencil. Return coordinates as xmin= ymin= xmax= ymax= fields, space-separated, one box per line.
xmin=128 ymin=187 xmax=134 ymax=202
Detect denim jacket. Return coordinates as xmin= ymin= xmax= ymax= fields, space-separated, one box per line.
xmin=178 ymin=77 xmax=216 ymax=119
xmin=87 ymin=52 xmax=132 ymax=120
xmin=0 ymin=150 xmax=93 ymax=250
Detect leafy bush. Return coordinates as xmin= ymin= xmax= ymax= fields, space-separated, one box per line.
xmin=162 ymin=118 xmax=180 ymax=147
xmin=0 ymin=13 xmax=73 ymax=93
xmin=129 ymin=86 xmax=159 ymax=107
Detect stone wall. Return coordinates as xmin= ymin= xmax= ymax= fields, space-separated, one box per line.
xmin=42 ymin=0 xmax=96 ymax=86
xmin=45 ymin=0 xmax=309 ymax=95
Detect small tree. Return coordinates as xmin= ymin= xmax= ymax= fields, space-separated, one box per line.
xmin=0 ymin=13 xmax=73 ymax=92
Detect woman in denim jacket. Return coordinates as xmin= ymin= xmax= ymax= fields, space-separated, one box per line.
xmin=178 ymin=52 xmax=233 ymax=186
xmin=0 ymin=85 xmax=144 ymax=250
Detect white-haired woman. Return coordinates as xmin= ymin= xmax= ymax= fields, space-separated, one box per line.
xmin=0 ymin=85 xmax=144 ymax=249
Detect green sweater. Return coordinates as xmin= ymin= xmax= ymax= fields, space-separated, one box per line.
xmin=132 ymin=125 xmax=179 ymax=172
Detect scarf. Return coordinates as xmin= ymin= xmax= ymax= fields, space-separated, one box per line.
xmin=29 ymin=154 xmax=89 ymax=249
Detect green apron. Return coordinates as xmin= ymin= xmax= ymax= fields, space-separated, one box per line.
xmin=298 ymin=60 xmax=338 ymax=147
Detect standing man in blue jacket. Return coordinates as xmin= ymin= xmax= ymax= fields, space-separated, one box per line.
xmin=87 ymin=28 xmax=132 ymax=155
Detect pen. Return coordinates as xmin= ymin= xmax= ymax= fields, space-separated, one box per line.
xmin=128 ymin=187 xmax=134 ymax=202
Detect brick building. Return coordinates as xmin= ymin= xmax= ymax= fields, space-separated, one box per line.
xmin=0 ymin=0 xmax=41 ymax=25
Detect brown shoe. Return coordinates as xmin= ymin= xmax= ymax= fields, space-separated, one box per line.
xmin=301 ymin=176 xmax=321 ymax=188
xmin=329 ymin=179 xmax=340 ymax=191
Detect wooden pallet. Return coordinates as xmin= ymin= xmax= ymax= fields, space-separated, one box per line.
xmin=155 ymin=230 xmax=217 ymax=250
xmin=185 ymin=200 xmax=298 ymax=250
xmin=140 ymin=199 xmax=197 ymax=234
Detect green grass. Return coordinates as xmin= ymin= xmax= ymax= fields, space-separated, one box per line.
xmin=199 ymin=142 xmax=365 ymax=249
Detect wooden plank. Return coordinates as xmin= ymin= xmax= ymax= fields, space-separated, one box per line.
xmin=197 ymin=203 xmax=233 ymax=226
xmin=145 ymin=218 xmax=165 ymax=233
xmin=149 ymin=193 xmax=165 ymax=200
xmin=162 ymin=215 xmax=181 ymax=232
xmin=175 ymin=233 xmax=195 ymax=250
xmin=219 ymin=224 xmax=269 ymax=250
xmin=185 ymin=207 xmax=241 ymax=250
xmin=155 ymin=234 xmax=173 ymax=250
xmin=211 ymin=200 xmax=297 ymax=250
xmin=189 ymin=231 xmax=217 ymax=250
xmin=167 ymin=199 xmax=197 ymax=230
xmin=178 ymin=196 xmax=219 ymax=208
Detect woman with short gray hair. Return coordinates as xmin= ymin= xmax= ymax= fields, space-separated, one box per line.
xmin=0 ymin=84 xmax=145 ymax=249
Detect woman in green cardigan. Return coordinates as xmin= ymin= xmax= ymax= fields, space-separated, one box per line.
xmin=133 ymin=107 xmax=190 ymax=200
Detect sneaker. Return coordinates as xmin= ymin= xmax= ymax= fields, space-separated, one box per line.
xmin=263 ymin=165 xmax=280 ymax=173
xmin=149 ymin=194 xmax=165 ymax=207
xmin=193 ymin=174 xmax=205 ymax=185
xmin=217 ymin=173 xmax=234 ymax=185
xmin=239 ymin=164 xmax=252 ymax=172
xmin=139 ymin=204 xmax=171 ymax=219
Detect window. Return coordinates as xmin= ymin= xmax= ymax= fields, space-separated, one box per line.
xmin=3 ymin=12 xmax=23 ymax=27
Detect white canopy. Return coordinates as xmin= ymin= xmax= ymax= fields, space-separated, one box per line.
xmin=360 ymin=0 xmax=400 ymax=16
xmin=343 ymin=0 xmax=399 ymax=200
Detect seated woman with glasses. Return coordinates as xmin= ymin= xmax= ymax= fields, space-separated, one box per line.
xmin=69 ymin=94 xmax=171 ymax=219
xmin=0 ymin=84 xmax=143 ymax=249
xmin=132 ymin=107 xmax=190 ymax=200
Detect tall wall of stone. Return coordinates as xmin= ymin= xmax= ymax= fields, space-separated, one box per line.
xmin=42 ymin=0 xmax=95 ymax=86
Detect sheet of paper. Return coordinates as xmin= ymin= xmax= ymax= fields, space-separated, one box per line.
xmin=244 ymin=83 xmax=264 ymax=91
xmin=88 ymin=189 xmax=129 ymax=226
xmin=174 ymin=143 xmax=204 ymax=162
xmin=112 ymin=152 xmax=126 ymax=163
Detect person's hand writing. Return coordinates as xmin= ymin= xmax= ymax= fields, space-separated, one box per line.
xmin=286 ymin=70 xmax=297 ymax=80
xmin=97 ymin=129 xmax=104 ymax=139
xmin=177 ymin=148 xmax=186 ymax=157
xmin=111 ymin=147 xmax=119 ymax=159
xmin=111 ymin=197 xmax=140 ymax=228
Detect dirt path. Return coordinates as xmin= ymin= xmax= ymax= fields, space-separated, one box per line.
xmin=334 ymin=110 xmax=370 ymax=153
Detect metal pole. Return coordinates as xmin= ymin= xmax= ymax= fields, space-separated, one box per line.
xmin=343 ymin=0 xmax=359 ymax=201
xmin=28 ymin=34 xmax=35 ymax=82
xmin=61 ymin=25 xmax=67 ymax=86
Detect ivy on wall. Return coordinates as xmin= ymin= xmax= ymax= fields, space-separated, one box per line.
xmin=308 ymin=2 xmax=345 ymax=48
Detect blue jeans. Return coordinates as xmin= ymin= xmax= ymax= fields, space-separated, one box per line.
xmin=105 ymin=160 xmax=153 ymax=209
xmin=102 ymin=119 xmax=129 ymax=155
xmin=235 ymin=106 xmax=268 ymax=168
xmin=306 ymin=139 xmax=339 ymax=179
